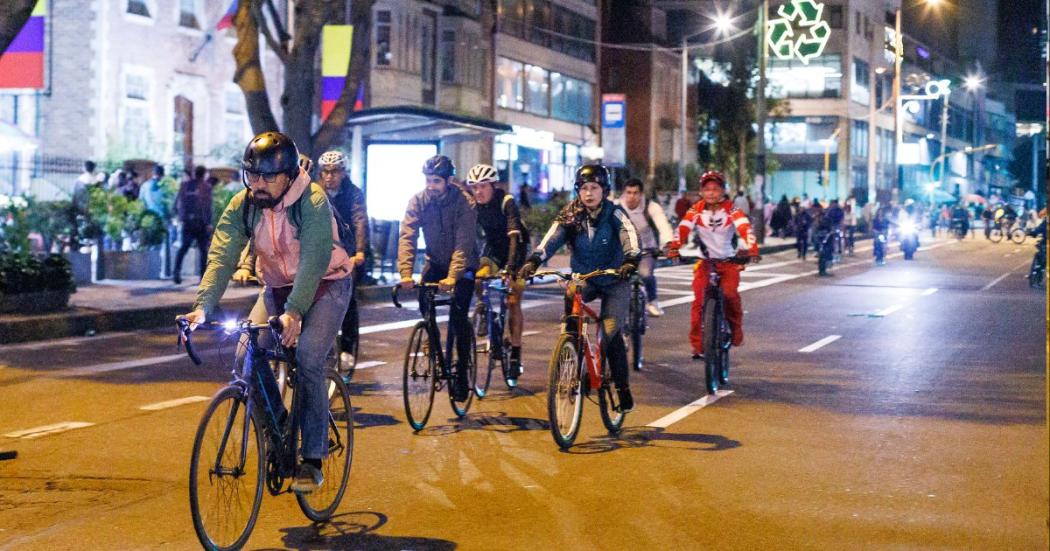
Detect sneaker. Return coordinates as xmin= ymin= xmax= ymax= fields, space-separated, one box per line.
xmin=617 ymin=386 xmax=634 ymax=413
xmin=339 ymin=351 xmax=355 ymax=367
xmin=290 ymin=462 xmax=324 ymax=494
xmin=506 ymin=358 xmax=521 ymax=379
xmin=646 ymin=302 xmax=664 ymax=317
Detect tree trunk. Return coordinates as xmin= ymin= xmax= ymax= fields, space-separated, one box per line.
xmin=0 ymin=0 xmax=36 ymax=56
xmin=233 ymin=0 xmax=280 ymax=134
xmin=280 ymin=3 xmax=327 ymax=157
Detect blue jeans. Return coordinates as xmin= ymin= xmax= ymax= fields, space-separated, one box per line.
xmin=241 ymin=277 xmax=352 ymax=460
xmin=638 ymin=254 xmax=658 ymax=302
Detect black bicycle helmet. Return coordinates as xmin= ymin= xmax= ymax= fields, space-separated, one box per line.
xmin=573 ymin=164 xmax=610 ymax=192
xmin=422 ymin=155 xmax=456 ymax=179
xmin=241 ymin=131 xmax=300 ymax=179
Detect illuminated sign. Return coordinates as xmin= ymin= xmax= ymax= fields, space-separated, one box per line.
xmin=767 ymin=0 xmax=831 ymax=65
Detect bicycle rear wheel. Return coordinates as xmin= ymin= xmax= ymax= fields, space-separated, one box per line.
xmin=403 ymin=322 xmax=436 ymax=431
xmin=702 ymin=298 xmax=721 ymax=394
xmin=990 ymin=227 xmax=1004 ymax=243
xmin=500 ymin=336 xmax=517 ymax=389
xmin=189 ymin=386 xmax=264 ymax=551
xmin=718 ymin=317 xmax=731 ymax=385
xmin=1010 ymin=229 xmax=1027 ymax=244
xmin=449 ymin=330 xmax=477 ymax=417
xmin=625 ymin=286 xmax=645 ymax=371
xmin=547 ymin=334 xmax=584 ymax=449
xmin=474 ymin=316 xmax=496 ymax=398
xmin=297 ymin=370 xmax=354 ymax=522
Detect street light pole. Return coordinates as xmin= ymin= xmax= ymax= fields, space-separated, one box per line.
xmin=892 ymin=8 xmax=903 ymax=201
xmin=679 ymin=35 xmax=688 ymax=193
xmin=939 ymin=93 xmax=949 ymax=191
xmin=754 ymin=0 xmax=768 ymax=244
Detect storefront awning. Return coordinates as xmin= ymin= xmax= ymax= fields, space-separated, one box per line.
xmin=345 ymin=106 xmax=512 ymax=143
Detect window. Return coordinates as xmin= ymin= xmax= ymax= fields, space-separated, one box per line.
xmin=850 ymin=58 xmax=870 ymax=105
xmin=828 ymin=6 xmax=843 ymax=29
xmin=524 ymin=64 xmax=549 ymax=116
xmin=877 ymin=128 xmax=894 ymax=165
xmin=122 ymin=69 xmax=152 ymax=154
xmin=501 ymin=0 xmax=525 ymax=38
xmin=526 ymin=0 xmax=549 ymax=47
xmin=224 ymin=88 xmax=246 ymax=145
xmin=551 ymin=72 xmax=593 ymax=125
xmin=854 ymin=10 xmax=861 ymax=35
xmin=496 ymin=57 xmax=524 ymax=110
xmin=440 ymin=31 xmax=456 ymax=84
xmin=0 ymin=95 xmax=17 ymax=125
xmin=375 ymin=10 xmax=392 ymax=66
xmin=851 ymin=120 xmax=869 ymax=158
xmin=127 ymin=0 xmax=151 ymax=17
xmin=179 ymin=0 xmax=200 ymax=29
xmin=768 ymin=55 xmax=842 ymax=99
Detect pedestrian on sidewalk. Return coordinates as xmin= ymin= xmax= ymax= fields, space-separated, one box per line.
xmin=173 ymin=165 xmax=213 ymax=285
xmin=733 ymin=189 xmax=750 ymax=215
xmin=771 ymin=195 xmax=791 ymax=238
xmin=793 ymin=203 xmax=813 ymax=259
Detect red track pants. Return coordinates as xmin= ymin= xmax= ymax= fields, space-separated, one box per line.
xmin=690 ymin=261 xmax=744 ymax=355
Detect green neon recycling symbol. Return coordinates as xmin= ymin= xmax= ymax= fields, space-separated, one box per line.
xmin=767 ymin=0 xmax=831 ymax=64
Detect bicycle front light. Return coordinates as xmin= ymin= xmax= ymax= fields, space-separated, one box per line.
xmin=222 ymin=319 xmax=238 ymax=332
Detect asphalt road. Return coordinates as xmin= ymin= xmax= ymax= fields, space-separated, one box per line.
xmin=1 ymin=235 xmax=1046 ymax=550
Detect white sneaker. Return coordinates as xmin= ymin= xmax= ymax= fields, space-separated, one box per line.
xmin=339 ymin=351 xmax=355 ymax=367
xmin=646 ymin=302 xmax=664 ymax=317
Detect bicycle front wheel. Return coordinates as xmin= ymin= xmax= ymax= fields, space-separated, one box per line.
xmin=189 ymin=386 xmax=264 ymax=551
xmin=598 ymin=377 xmax=626 ymax=435
xmin=403 ymin=322 xmax=436 ymax=431
xmin=990 ymin=227 xmax=1004 ymax=243
xmin=297 ymin=370 xmax=354 ymax=522
xmin=702 ymin=298 xmax=721 ymax=395
xmin=1010 ymin=229 xmax=1027 ymax=244
xmin=626 ymin=289 xmax=645 ymax=371
xmin=449 ymin=330 xmax=476 ymax=417
xmin=474 ymin=316 xmax=496 ymax=398
xmin=547 ymin=334 xmax=584 ymax=449
xmin=718 ymin=318 xmax=731 ymax=385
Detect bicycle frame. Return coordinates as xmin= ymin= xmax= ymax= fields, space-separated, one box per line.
xmin=568 ymin=289 xmax=604 ymax=390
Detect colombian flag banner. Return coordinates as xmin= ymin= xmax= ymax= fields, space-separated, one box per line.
xmin=321 ymin=25 xmax=353 ymax=121
xmin=216 ymin=0 xmax=238 ymax=31
xmin=0 ymin=0 xmax=46 ymax=89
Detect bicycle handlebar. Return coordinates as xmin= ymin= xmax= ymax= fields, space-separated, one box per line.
xmin=175 ymin=316 xmax=284 ymax=366
xmin=530 ymin=268 xmax=618 ymax=283
xmin=391 ymin=282 xmax=447 ymax=309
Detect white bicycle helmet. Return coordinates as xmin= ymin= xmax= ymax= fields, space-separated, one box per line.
xmin=466 ymin=163 xmax=499 ymax=185
xmin=318 ymin=150 xmax=347 ymax=169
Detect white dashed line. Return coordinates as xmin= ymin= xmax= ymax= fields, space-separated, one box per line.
xmin=53 ymin=353 xmax=187 ymax=378
xmin=798 ymin=335 xmax=842 ymax=353
xmin=646 ymin=391 xmax=733 ymax=429
xmin=981 ymin=273 xmax=1011 ymax=291
xmin=872 ymin=305 xmax=904 ymax=317
xmin=139 ymin=396 xmax=210 ymax=411
xmin=4 ymin=422 xmax=95 ymax=440
xmin=521 ymin=331 xmax=541 ymax=337
xmin=354 ymin=360 xmax=387 ymax=370
xmin=920 ymin=287 xmax=939 ymax=296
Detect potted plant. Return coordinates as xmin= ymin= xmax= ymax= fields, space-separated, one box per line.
xmin=87 ymin=187 xmax=166 ymax=280
xmin=0 ymin=195 xmax=75 ymax=313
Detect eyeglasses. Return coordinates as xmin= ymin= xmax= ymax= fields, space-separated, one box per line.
xmin=242 ymin=171 xmax=280 ymax=188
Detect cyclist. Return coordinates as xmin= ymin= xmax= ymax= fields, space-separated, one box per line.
xmin=465 ymin=163 xmax=529 ymax=381
xmin=397 ymin=155 xmax=479 ymax=402
xmin=667 ymin=171 xmax=759 ymax=360
xmin=616 ymin=177 xmax=674 ymax=317
xmin=518 ymin=164 xmax=641 ymax=412
xmin=318 ymin=150 xmax=370 ymax=365
xmin=180 ymin=131 xmax=355 ymax=494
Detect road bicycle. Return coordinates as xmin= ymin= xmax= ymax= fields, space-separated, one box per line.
xmin=176 ymin=317 xmax=353 ymax=551
xmin=392 ymin=283 xmax=477 ymax=431
xmin=471 ymin=273 xmax=517 ymax=394
xmin=695 ymin=258 xmax=748 ymax=394
xmin=534 ymin=268 xmax=627 ymax=450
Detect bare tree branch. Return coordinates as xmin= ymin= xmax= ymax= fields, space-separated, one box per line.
xmin=0 ymin=0 xmax=37 ymax=56
xmin=280 ymin=1 xmax=330 ymax=157
xmin=252 ymin=0 xmax=289 ymax=65
xmin=232 ymin=0 xmax=280 ymax=134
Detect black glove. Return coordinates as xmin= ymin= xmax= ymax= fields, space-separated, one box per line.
xmin=518 ymin=255 xmax=541 ymax=280
xmin=617 ymin=260 xmax=638 ymax=280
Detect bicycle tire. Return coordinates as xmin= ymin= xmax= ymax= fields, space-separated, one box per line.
xmin=702 ymin=297 xmax=720 ymax=394
xmin=547 ymin=333 xmax=584 ymax=449
xmin=626 ymin=285 xmax=645 ymax=371
xmin=189 ymin=386 xmax=264 ymax=551
xmin=1010 ymin=229 xmax=1027 ymax=245
xmin=296 ymin=370 xmax=354 ymax=522
xmin=500 ymin=336 xmax=517 ymax=389
xmin=718 ymin=317 xmax=731 ymax=385
xmin=597 ymin=347 xmax=626 ymax=434
xmin=449 ymin=330 xmax=476 ymax=417
xmin=403 ymin=322 xmax=436 ymax=431
xmin=475 ymin=317 xmax=496 ymax=398
xmin=990 ymin=227 xmax=1004 ymax=243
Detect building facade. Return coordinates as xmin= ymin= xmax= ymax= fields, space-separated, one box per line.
xmin=0 ymin=0 xmax=284 ymax=199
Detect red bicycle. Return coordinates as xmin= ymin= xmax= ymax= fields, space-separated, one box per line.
xmin=534 ymin=269 xmax=627 ymax=449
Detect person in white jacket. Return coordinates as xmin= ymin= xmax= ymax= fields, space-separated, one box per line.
xmin=617 ymin=177 xmax=674 ymax=316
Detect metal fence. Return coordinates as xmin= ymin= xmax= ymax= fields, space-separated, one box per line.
xmin=0 ymin=152 xmax=85 ymax=201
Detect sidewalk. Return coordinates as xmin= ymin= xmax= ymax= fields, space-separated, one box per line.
xmin=0 ymin=240 xmax=801 ymax=345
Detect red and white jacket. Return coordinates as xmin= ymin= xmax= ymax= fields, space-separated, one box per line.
xmin=673 ymin=200 xmax=759 ymax=259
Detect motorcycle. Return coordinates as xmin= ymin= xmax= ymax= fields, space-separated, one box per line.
xmin=898 ymin=219 xmax=919 ymax=260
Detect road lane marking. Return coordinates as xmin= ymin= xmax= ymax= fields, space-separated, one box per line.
xmin=920 ymin=287 xmax=939 ymax=296
xmin=646 ymin=390 xmax=733 ymax=429
xmin=798 ymin=335 xmax=842 ymax=353
xmin=4 ymin=422 xmax=94 ymax=439
xmin=53 ymin=353 xmax=187 ymax=378
xmin=359 ymin=299 xmax=556 ymax=335
xmin=139 ymin=396 xmax=210 ymax=411
xmin=656 ymin=288 xmax=694 ymax=296
xmin=1 ymin=331 xmax=138 ymax=352
xmin=872 ymin=305 xmax=904 ymax=317
xmin=354 ymin=360 xmax=386 ymax=370
xmin=521 ymin=331 xmax=540 ymax=337
xmin=981 ymin=273 xmax=1011 ymax=291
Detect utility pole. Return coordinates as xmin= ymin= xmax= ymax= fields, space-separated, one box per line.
xmin=754 ymin=0 xmax=768 ymax=244
xmin=939 ymin=94 xmax=949 ymax=192
xmin=679 ymin=34 xmax=688 ymax=193
xmin=892 ymin=8 xmax=903 ymax=201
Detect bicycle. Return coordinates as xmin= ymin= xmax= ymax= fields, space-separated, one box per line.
xmin=693 ymin=257 xmax=748 ymax=394
xmin=815 ymin=227 xmax=837 ymax=276
xmin=534 ymin=268 xmax=627 ymax=449
xmin=624 ymin=250 xmax=661 ymax=372
xmin=989 ymin=220 xmax=1026 ymax=244
xmin=392 ymin=283 xmax=477 ymax=431
xmin=176 ymin=317 xmax=353 ymax=551
xmin=471 ymin=273 xmax=517 ymax=395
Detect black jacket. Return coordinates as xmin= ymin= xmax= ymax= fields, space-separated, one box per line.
xmin=398 ymin=182 xmax=479 ymax=280
xmin=328 ymin=177 xmax=369 ymax=256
